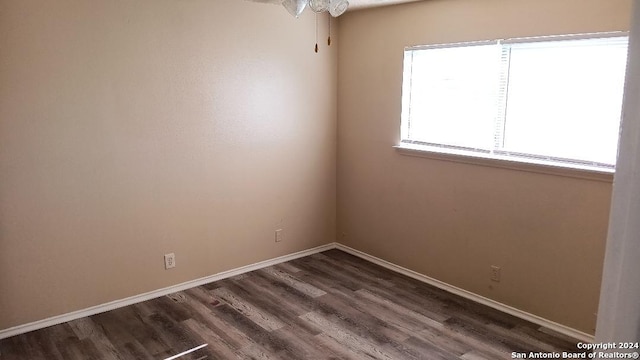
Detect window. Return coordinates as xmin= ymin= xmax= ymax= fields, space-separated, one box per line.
xmin=400 ymin=33 xmax=629 ymax=171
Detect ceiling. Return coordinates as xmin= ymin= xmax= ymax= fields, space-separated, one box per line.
xmin=347 ymin=0 xmax=420 ymax=10
xmin=246 ymin=0 xmax=421 ymax=14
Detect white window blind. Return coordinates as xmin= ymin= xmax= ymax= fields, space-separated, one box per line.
xmin=400 ymin=33 xmax=629 ymax=170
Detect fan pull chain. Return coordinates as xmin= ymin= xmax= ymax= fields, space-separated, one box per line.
xmin=328 ymin=16 xmax=331 ymax=46
xmin=315 ymin=13 xmax=319 ymax=53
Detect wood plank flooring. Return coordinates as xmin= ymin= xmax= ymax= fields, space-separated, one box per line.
xmin=0 ymin=250 xmax=586 ymax=359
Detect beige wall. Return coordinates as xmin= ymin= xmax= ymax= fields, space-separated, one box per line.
xmin=0 ymin=0 xmax=337 ymax=330
xmin=337 ymin=0 xmax=630 ymax=334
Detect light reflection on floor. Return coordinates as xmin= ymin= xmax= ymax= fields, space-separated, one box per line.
xmin=164 ymin=343 xmax=208 ymax=360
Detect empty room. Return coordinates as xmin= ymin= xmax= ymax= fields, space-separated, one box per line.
xmin=1 ymin=0 xmax=639 ymax=359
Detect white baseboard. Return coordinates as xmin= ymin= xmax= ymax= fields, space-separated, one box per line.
xmin=1 ymin=241 xmax=594 ymax=344
xmin=334 ymin=243 xmax=595 ymax=344
xmin=0 ymin=243 xmax=335 ymax=340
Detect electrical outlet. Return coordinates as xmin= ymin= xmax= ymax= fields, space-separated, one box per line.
xmin=490 ymin=265 xmax=501 ymax=282
xmin=275 ymin=229 xmax=283 ymax=242
xmin=164 ymin=253 xmax=176 ymax=269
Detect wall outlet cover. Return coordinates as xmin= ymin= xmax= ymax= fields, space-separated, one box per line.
xmin=164 ymin=253 xmax=176 ymax=269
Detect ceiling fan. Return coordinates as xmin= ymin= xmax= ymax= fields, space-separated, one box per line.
xmin=249 ymin=0 xmax=349 ymax=18
xmin=248 ymin=0 xmax=347 ymax=52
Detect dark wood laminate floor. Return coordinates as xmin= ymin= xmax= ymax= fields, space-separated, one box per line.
xmin=0 ymin=250 xmax=585 ymax=359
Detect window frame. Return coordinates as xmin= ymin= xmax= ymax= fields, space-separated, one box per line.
xmin=397 ymin=32 xmax=628 ymax=180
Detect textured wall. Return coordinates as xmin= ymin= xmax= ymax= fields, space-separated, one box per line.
xmin=0 ymin=0 xmax=337 ymax=330
xmin=337 ymin=0 xmax=630 ymax=334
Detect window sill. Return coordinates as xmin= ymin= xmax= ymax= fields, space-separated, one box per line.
xmin=394 ymin=144 xmax=614 ymax=183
